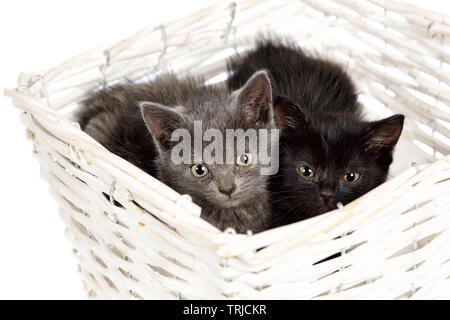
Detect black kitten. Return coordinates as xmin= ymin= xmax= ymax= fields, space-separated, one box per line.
xmin=227 ymin=37 xmax=404 ymax=228
xmin=76 ymin=71 xmax=278 ymax=233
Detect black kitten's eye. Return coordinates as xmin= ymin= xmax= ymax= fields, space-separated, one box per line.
xmin=343 ymin=172 xmax=360 ymax=183
xmin=237 ymin=153 xmax=252 ymax=166
xmin=298 ymin=165 xmax=315 ymax=179
xmin=190 ymin=164 xmax=208 ymax=177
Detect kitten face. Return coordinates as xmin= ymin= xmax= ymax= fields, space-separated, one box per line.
xmin=156 ymin=128 xmax=270 ymax=209
xmin=280 ymin=129 xmax=387 ymax=216
xmin=141 ymin=71 xmax=277 ymax=231
xmin=272 ymin=107 xmax=404 ymax=225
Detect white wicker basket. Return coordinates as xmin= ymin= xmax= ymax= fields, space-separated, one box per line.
xmin=5 ymin=0 xmax=450 ymax=299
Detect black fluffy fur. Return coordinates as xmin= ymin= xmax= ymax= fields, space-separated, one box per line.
xmin=227 ymin=37 xmax=405 ymax=228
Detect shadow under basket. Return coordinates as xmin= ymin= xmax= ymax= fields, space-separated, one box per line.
xmin=5 ymin=0 xmax=450 ymax=299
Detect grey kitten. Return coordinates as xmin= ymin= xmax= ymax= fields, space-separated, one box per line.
xmin=75 ymin=71 xmax=277 ymax=233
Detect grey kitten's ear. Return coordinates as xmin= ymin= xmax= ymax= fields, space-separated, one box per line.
xmin=234 ymin=70 xmax=273 ymax=127
xmin=273 ymin=96 xmax=307 ymax=131
xmin=140 ymin=101 xmax=186 ymax=150
xmin=365 ymin=114 xmax=405 ymax=152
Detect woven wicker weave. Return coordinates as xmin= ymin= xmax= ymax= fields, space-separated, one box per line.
xmin=5 ymin=0 xmax=450 ymax=299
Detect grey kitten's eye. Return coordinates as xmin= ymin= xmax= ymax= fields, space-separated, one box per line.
xmin=237 ymin=153 xmax=252 ymax=166
xmin=343 ymin=172 xmax=360 ymax=183
xmin=298 ymin=165 xmax=315 ymax=179
xmin=190 ymin=164 xmax=208 ymax=177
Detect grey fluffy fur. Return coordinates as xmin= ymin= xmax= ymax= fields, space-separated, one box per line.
xmin=75 ymin=72 xmax=277 ymax=233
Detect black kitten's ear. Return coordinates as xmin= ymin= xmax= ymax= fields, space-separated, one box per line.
xmin=234 ymin=70 xmax=273 ymax=127
xmin=365 ymin=114 xmax=405 ymax=152
xmin=140 ymin=101 xmax=186 ymax=150
xmin=273 ymin=96 xmax=307 ymax=130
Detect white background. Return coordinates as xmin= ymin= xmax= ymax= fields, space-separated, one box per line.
xmin=0 ymin=0 xmax=448 ymax=299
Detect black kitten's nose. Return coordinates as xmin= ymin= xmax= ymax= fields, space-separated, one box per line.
xmin=320 ymin=189 xmax=335 ymax=203
xmin=219 ymin=184 xmax=236 ymax=196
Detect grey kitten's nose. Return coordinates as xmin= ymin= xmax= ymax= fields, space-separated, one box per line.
xmin=219 ymin=184 xmax=236 ymax=196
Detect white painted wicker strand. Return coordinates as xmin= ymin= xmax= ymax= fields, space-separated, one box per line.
xmin=5 ymin=0 xmax=450 ymax=299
